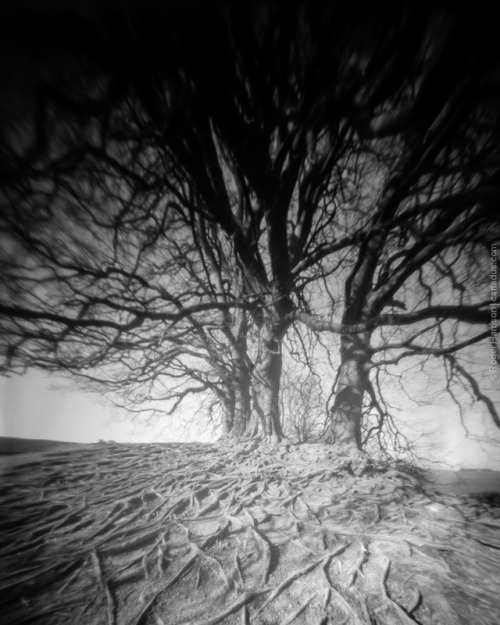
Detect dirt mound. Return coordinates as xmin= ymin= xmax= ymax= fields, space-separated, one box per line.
xmin=1 ymin=440 xmax=499 ymax=625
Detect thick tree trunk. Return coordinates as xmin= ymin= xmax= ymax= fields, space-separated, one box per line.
xmin=219 ymin=378 xmax=258 ymax=439
xmin=323 ymin=332 xmax=371 ymax=450
xmin=217 ymin=385 xmax=234 ymax=436
xmin=251 ymin=325 xmax=283 ymax=445
xmin=231 ymin=364 xmax=254 ymax=437
xmin=219 ymin=305 xmax=259 ymax=439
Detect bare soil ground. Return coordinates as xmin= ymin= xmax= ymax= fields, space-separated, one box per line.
xmin=1 ymin=439 xmax=499 ymax=625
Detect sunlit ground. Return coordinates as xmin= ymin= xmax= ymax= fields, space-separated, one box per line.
xmin=1 ymin=370 xmax=499 ymax=470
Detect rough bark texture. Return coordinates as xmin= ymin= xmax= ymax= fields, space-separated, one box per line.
xmin=219 ymin=307 xmax=256 ymax=439
xmin=231 ymin=367 xmax=253 ymax=438
xmin=251 ymin=323 xmax=284 ymax=445
xmin=323 ymin=333 xmax=371 ymax=450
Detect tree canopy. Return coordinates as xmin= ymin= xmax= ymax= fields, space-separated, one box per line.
xmin=1 ymin=1 xmax=499 ymax=457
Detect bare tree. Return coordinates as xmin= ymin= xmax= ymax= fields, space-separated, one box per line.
xmin=0 ymin=153 xmax=255 ymax=434
xmin=1 ymin=2 xmax=499 ymax=456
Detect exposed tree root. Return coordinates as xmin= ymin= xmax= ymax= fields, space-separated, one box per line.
xmin=1 ymin=440 xmax=499 ymax=625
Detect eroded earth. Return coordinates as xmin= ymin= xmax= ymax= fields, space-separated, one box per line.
xmin=1 ymin=440 xmax=499 ymax=625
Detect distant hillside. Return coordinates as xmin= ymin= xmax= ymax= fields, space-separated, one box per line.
xmin=428 ymin=467 xmax=500 ymax=496
xmin=0 ymin=436 xmax=82 ymax=455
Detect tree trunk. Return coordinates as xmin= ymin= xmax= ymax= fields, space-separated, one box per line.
xmin=231 ymin=363 xmax=254 ymax=437
xmin=219 ymin=379 xmax=258 ymax=439
xmin=251 ymin=325 xmax=283 ymax=445
xmin=220 ymin=413 xmax=231 ymax=436
xmin=323 ymin=332 xmax=371 ymax=450
xmin=217 ymin=387 xmax=234 ymax=436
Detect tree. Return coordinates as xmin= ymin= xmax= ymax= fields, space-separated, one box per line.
xmin=0 ymin=148 xmax=254 ymax=433
xmin=280 ymin=366 xmax=325 ymax=444
xmin=1 ymin=2 xmax=499 ymax=454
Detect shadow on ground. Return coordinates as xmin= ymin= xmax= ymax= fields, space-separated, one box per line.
xmin=1 ymin=440 xmax=499 ymax=625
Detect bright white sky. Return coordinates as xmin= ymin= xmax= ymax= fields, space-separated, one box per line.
xmin=0 ymin=368 xmax=499 ymax=470
xmin=0 ymin=370 xmax=214 ymax=446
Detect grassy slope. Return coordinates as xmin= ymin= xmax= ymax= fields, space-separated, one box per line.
xmin=0 ymin=436 xmax=84 ymax=455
